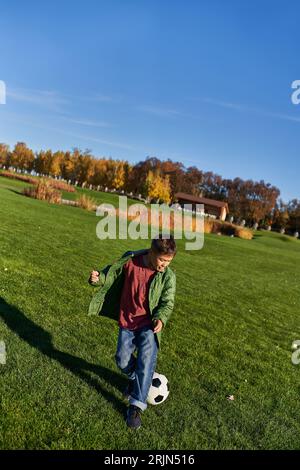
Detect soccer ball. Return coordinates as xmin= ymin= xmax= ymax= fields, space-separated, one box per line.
xmin=147 ymin=372 xmax=169 ymax=405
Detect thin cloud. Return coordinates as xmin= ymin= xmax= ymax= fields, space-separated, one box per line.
xmin=71 ymin=131 xmax=133 ymax=150
xmin=93 ymin=94 xmax=117 ymax=103
xmin=256 ymin=110 xmax=300 ymax=123
xmin=7 ymin=88 xmax=121 ymax=112
xmin=63 ymin=117 xmax=112 ymax=128
xmin=40 ymin=126 xmax=134 ymax=150
xmin=0 ymin=110 xmax=131 ymax=150
xmin=138 ymin=104 xmax=198 ymax=120
xmin=138 ymin=105 xmax=181 ymax=118
xmin=202 ymin=98 xmax=245 ymax=111
xmin=82 ymin=93 xmax=121 ymax=104
xmin=6 ymin=88 xmax=69 ymax=112
xmin=203 ymin=97 xmax=300 ymax=123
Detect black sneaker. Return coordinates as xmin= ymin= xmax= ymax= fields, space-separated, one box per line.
xmin=122 ymin=380 xmax=135 ymax=401
xmin=126 ymin=405 xmax=142 ymax=430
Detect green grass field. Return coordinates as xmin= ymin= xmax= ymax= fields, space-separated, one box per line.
xmin=1 ymin=175 xmax=300 ymax=450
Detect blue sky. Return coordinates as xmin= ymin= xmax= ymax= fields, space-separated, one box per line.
xmin=0 ymin=0 xmax=299 ymax=201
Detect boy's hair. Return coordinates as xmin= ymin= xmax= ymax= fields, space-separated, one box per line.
xmin=151 ymin=234 xmax=177 ymax=256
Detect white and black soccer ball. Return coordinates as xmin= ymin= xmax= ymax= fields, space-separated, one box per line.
xmin=147 ymin=372 xmax=169 ymax=405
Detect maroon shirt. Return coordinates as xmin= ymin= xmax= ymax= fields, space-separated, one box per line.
xmin=119 ymin=254 xmax=157 ymax=330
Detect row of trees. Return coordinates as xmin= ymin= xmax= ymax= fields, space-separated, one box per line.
xmin=0 ymin=142 xmax=298 ymax=231
xmin=271 ymin=199 xmax=300 ymax=234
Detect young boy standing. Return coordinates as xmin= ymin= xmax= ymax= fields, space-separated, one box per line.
xmin=88 ymin=234 xmax=177 ymax=430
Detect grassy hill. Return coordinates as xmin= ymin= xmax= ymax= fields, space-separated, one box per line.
xmin=1 ymin=176 xmax=300 ymax=450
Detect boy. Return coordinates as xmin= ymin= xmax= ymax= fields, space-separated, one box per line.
xmin=88 ymin=234 xmax=176 ymax=430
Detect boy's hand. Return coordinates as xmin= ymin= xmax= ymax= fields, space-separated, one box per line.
xmin=89 ymin=270 xmax=100 ymax=283
xmin=153 ymin=319 xmax=163 ymax=333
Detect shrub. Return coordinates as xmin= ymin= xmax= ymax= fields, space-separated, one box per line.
xmin=47 ymin=179 xmax=75 ymax=192
xmin=203 ymin=219 xmax=230 ymax=235
xmin=0 ymin=170 xmax=37 ymax=185
xmin=103 ymin=206 xmax=254 ymax=240
xmin=204 ymin=218 xmax=214 ymax=234
xmin=23 ymin=179 xmax=62 ymax=204
xmin=219 ymin=222 xmax=236 ymax=236
xmin=0 ymin=170 xmax=74 ymax=192
xmin=76 ymin=194 xmax=96 ymax=211
xmin=202 ymin=218 xmax=253 ymax=239
xmin=235 ymin=227 xmax=253 ymax=240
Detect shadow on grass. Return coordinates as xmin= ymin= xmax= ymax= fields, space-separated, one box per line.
xmin=6 ymin=188 xmax=25 ymax=196
xmin=252 ymin=233 xmax=263 ymax=240
xmin=0 ymin=297 xmax=127 ymax=417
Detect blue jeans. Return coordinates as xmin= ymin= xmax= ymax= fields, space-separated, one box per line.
xmin=115 ymin=326 xmax=158 ymax=411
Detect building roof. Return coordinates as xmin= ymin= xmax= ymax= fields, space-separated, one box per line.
xmin=174 ymin=192 xmax=229 ymax=210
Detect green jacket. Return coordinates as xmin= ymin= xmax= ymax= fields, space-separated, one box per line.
xmin=88 ymin=249 xmax=176 ymax=347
